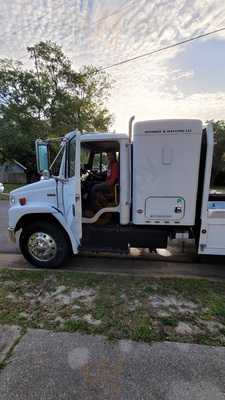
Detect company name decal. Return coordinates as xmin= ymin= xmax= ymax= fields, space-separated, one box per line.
xmin=144 ymin=128 xmax=192 ymax=134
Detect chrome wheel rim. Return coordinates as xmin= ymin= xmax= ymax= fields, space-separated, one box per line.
xmin=28 ymin=232 xmax=57 ymax=262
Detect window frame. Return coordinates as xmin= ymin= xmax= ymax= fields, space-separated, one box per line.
xmin=67 ymin=135 xmax=77 ymax=179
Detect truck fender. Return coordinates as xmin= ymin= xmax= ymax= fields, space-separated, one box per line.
xmin=10 ymin=204 xmax=79 ymax=254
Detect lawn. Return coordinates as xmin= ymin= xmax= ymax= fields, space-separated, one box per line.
xmin=0 ymin=269 xmax=225 ymax=346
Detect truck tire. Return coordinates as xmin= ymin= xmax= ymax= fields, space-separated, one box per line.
xmin=19 ymin=221 xmax=70 ymax=268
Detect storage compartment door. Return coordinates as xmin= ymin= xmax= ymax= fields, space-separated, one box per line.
xmin=199 ymin=210 xmax=225 ymax=255
xmin=145 ymin=197 xmax=185 ymax=220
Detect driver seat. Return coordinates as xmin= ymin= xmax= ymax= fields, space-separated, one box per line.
xmin=104 ymin=183 xmax=120 ymax=206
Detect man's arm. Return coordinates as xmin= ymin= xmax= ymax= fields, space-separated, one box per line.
xmin=107 ymin=162 xmax=119 ymax=186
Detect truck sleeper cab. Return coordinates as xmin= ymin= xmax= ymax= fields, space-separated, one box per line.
xmin=8 ymin=119 xmax=225 ymax=268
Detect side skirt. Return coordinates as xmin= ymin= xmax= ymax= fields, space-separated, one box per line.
xmin=81 ymin=224 xmax=168 ymax=252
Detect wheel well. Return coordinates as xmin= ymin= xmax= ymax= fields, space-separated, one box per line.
xmin=15 ymin=213 xmax=72 ymax=253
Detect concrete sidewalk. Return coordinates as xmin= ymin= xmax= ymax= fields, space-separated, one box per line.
xmin=1 ymin=326 xmax=225 ymax=400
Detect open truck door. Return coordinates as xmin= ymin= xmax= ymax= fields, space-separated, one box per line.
xmin=36 ymin=133 xmax=82 ymax=251
xmin=62 ymin=132 xmax=82 ymax=248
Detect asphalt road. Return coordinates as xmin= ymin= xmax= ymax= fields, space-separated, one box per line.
xmin=0 ymin=200 xmax=19 ymax=254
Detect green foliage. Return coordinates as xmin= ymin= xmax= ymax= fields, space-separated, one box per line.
xmin=0 ymin=41 xmax=113 ymax=179
xmin=131 ymin=325 xmax=153 ymax=342
xmin=211 ymin=120 xmax=225 ymax=185
xmin=160 ymin=317 xmax=178 ymax=327
xmin=211 ymin=301 xmax=225 ymax=319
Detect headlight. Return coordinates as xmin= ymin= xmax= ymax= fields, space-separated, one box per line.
xmin=10 ymin=195 xmax=16 ymax=205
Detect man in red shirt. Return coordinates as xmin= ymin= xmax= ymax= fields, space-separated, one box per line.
xmin=90 ymin=151 xmax=119 ymax=212
xmin=106 ymin=151 xmax=119 ymax=186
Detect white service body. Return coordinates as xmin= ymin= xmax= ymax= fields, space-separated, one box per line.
xmin=132 ymin=119 xmax=202 ymax=225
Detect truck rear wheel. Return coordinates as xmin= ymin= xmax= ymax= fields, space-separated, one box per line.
xmin=19 ymin=221 xmax=70 ymax=268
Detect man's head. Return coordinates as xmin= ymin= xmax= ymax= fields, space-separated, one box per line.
xmin=107 ymin=151 xmax=117 ymax=162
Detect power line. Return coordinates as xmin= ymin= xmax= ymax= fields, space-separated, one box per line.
xmin=97 ymin=26 xmax=225 ymax=72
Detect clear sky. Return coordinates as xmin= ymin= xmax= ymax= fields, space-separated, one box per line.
xmin=1 ymin=0 xmax=225 ymax=132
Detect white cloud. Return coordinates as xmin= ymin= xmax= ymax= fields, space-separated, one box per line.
xmin=0 ymin=0 xmax=225 ymax=131
xmin=110 ymin=90 xmax=225 ymax=133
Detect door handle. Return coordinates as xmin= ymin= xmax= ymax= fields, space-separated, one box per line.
xmin=75 ymin=194 xmax=80 ymax=201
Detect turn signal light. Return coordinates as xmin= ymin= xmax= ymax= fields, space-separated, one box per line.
xmin=19 ymin=197 xmax=27 ymax=206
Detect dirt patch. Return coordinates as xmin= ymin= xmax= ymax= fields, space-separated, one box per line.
xmin=6 ymin=294 xmax=17 ymax=302
xmin=200 ymin=320 xmax=225 ymax=334
xmin=128 ymin=299 xmax=140 ymax=312
xmin=36 ymin=286 xmax=96 ymax=308
xmin=149 ymin=295 xmax=198 ymax=315
xmin=19 ymin=312 xmax=30 ymax=319
xmin=53 ymin=287 xmax=96 ymax=306
xmin=52 ymin=285 xmax=66 ymax=296
xmin=82 ymin=314 xmax=101 ymax=326
xmin=175 ymin=322 xmax=201 ymax=336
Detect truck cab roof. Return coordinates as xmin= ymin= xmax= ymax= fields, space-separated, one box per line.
xmin=65 ymin=131 xmax=128 ymax=142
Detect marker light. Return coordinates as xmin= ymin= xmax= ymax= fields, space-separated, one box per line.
xmin=19 ymin=197 xmax=27 ymax=206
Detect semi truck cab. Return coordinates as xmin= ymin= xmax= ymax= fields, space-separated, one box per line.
xmin=8 ymin=119 xmax=225 ymax=268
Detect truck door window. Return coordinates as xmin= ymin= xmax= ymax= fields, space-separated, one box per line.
xmin=81 ymin=146 xmax=91 ymax=169
xmin=68 ymin=139 xmax=76 ymax=178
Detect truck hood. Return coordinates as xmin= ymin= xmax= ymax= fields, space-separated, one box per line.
xmin=9 ymin=178 xmax=58 ymax=209
xmin=10 ymin=179 xmax=56 ymax=196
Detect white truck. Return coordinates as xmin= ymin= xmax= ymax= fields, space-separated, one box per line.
xmin=8 ymin=118 xmax=225 ymax=268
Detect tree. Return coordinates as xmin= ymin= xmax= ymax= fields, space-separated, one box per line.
xmin=0 ymin=41 xmax=113 ymax=179
xmin=210 ymin=120 xmax=225 ymax=186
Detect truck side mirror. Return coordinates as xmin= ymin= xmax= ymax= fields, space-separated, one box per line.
xmin=35 ymin=140 xmax=50 ymax=176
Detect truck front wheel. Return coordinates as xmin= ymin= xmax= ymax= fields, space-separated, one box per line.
xmin=19 ymin=222 xmax=70 ymax=268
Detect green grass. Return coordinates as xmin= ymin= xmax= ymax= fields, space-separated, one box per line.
xmin=64 ymin=319 xmax=89 ymax=332
xmin=0 ymin=269 xmax=225 ymax=345
xmin=211 ymin=302 xmax=225 ymax=319
xmin=160 ymin=317 xmax=178 ymax=327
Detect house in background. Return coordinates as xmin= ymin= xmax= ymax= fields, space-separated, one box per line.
xmin=0 ymin=160 xmax=27 ymax=184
